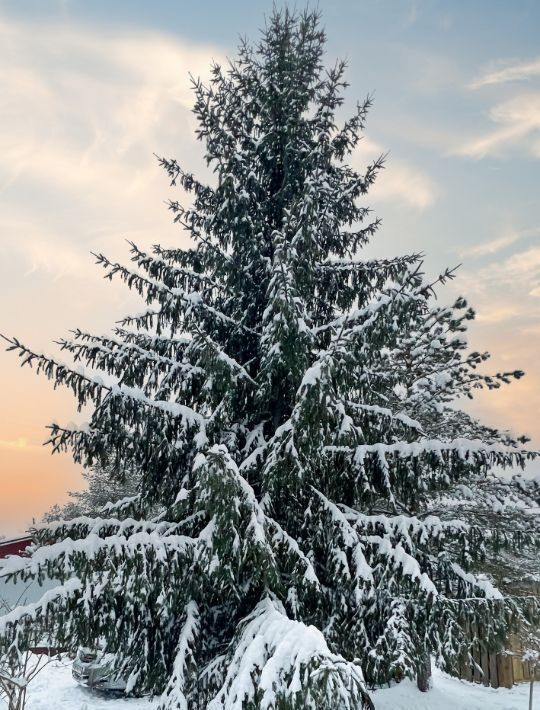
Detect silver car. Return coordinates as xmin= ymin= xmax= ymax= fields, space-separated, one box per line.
xmin=72 ymin=647 xmax=127 ymax=692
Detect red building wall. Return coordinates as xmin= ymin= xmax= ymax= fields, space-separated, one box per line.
xmin=0 ymin=536 xmax=32 ymax=560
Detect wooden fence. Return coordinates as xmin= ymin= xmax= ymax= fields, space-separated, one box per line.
xmin=458 ymin=633 xmax=539 ymax=689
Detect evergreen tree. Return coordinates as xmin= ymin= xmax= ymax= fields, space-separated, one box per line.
xmin=0 ymin=10 xmax=538 ymax=708
xmin=43 ymin=459 xmax=141 ymax=522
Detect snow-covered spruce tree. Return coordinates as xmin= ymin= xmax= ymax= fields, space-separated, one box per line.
xmin=0 ymin=9 xmax=538 ymax=707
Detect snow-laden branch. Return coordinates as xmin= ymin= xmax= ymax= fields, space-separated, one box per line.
xmin=0 ymin=579 xmax=82 ymax=635
xmin=57 ymin=330 xmax=197 ymax=375
xmin=207 ymin=597 xmax=370 ymax=710
xmin=156 ymin=601 xmax=200 ymax=710
xmin=324 ymin=437 xmax=534 ymax=465
xmin=93 ymin=252 xmax=257 ymax=336
xmin=0 ymin=531 xmax=195 ymax=580
xmin=1 ymin=336 xmax=206 ymax=431
xmin=190 ymin=331 xmax=256 ymax=385
xmin=317 ymin=253 xmax=419 ymax=273
xmin=345 ymin=401 xmax=424 ymax=432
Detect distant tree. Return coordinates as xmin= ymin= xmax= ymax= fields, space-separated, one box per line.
xmin=43 ymin=461 xmax=140 ymax=522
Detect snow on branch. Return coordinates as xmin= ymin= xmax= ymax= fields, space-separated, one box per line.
xmin=113 ymin=328 xmax=192 ymax=351
xmin=268 ymin=519 xmax=321 ymax=589
xmin=317 ymin=253 xmax=420 ymax=273
xmin=127 ymin=240 xmax=222 ymax=291
xmin=156 ymin=601 xmax=200 ymax=710
xmin=117 ymin=306 xmax=168 ymax=332
xmin=1 ymin=336 xmax=206 ymax=430
xmin=93 ymin=252 xmax=257 ymax=336
xmin=364 ymin=534 xmax=438 ymax=596
xmin=311 ymin=487 xmax=373 ymax=585
xmin=190 ymin=331 xmax=256 ymax=386
xmin=448 ymin=562 xmax=502 ymax=599
xmin=324 ymin=437 xmax=535 ymax=467
xmin=36 ymin=514 xmax=180 ymax=545
xmin=345 ymin=401 xmax=424 ymax=433
xmin=57 ymin=329 xmax=195 ymax=374
xmin=207 ymin=597 xmax=371 ymax=710
xmin=0 ymin=531 xmax=195 ymax=581
xmin=0 ymin=578 xmax=82 ymax=636
xmin=340 ymin=506 xmax=470 ymax=544
xmin=311 ymin=266 xmax=424 ymax=339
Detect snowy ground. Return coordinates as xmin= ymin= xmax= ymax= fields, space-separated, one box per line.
xmin=4 ymin=658 xmax=535 ymax=709
xmin=373 ymin=667 xmax=534 ymax=710
xmin=3 ymin=658 xmax=152 ymax=710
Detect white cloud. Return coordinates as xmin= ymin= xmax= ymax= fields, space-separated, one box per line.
xmin=471 ymin=57 xmax=540 ymax=89
xmin=452 ymin=243 xmax=540 ymax=444
xmin=502 ymin=246 xmax=540 ymax=278
xmin=458 ymin=229 xmax=539 ymax=258
xmin=0 ymin=12 xmax=441 ymax=305
xmin=354 ymin=138 xmax=438 ymax=210
xmin=454 ymin=246 xmax=540 ymax=326
xmin=474 ymin=306 xmax=520 ymax=324
xmin=0 ymin=14 xmax=224 ymax=281
xmin=372 ymin=160 xmax=438 ymax=210
xmin=456 ymin=93 xmax=540 ymax=158
xmin=522 ymin=323 xmax=540 ymax=336
xmin=478 ymin=246 xmax=540 ymax=292
xmin=460 ymin=233 xmax=519 ymax=257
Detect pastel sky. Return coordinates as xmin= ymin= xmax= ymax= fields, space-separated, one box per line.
xmin=0 ymin=0 xmax=539 ymax=536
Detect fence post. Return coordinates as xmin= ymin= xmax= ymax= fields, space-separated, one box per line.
xmin=489 ymin=652 xmax=499 ymax=688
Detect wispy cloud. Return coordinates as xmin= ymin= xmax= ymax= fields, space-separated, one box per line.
xmin=522 ymin=323 xmax=540 ymax=336
xmin=452 ymin=244 xmax=540 ymax=441
xmin=0 ymin=437 xmax=40 ymax=452
xmin=460 ymin=233 xmax=521 ymax=257
xmin=456 ymin=93 xmax=540 ymax=158
xmin=454 ymin=246 xmax=540 ymax=325
xmin=0 ymin=14 xmax=224 ymax=280
xmin=459 ymin=228 xmax=539 ymax=258
xmin=354 ymin=138 xmax=438 ymax=210
xmin=373 ymin=159 xmax=438 ymax=210
xmin=459 ymin=53 xmax=540 ymax=159
xmin=502 ymin=246 xmax=540 ymax=279
xmin=474 ymin=306 xmax=519 ymax=324
xmin=471 ymin=57 xmax=540 ymax=89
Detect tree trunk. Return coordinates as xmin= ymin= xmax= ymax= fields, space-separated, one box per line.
xmin=416 ymin=654 xmax=432 ymax=692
